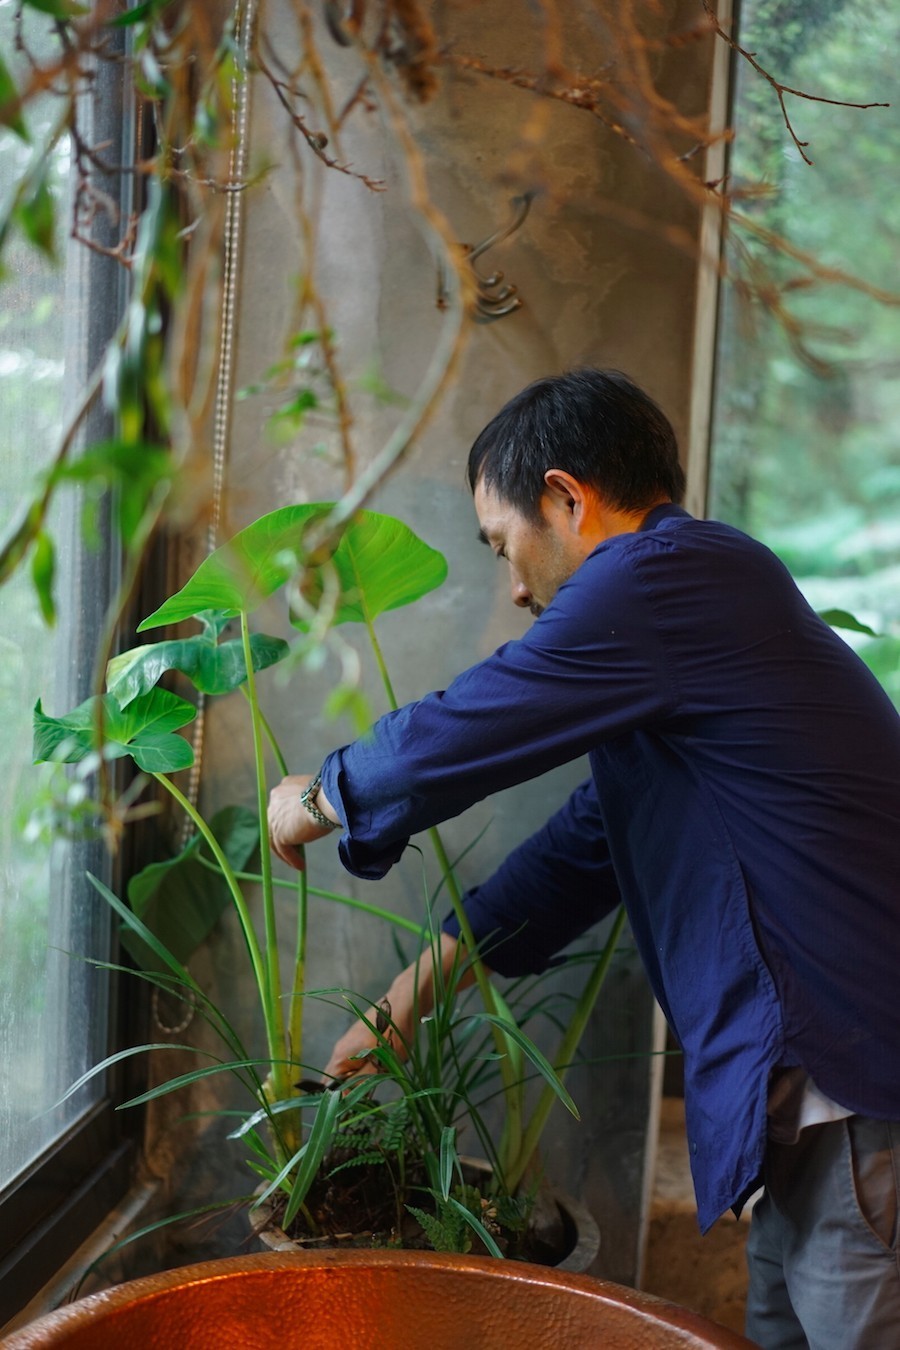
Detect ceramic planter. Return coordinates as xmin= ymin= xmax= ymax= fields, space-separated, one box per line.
xmin=1 ymin=1251 xmax=756 ymax=1348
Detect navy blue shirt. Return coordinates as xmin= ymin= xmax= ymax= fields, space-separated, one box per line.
xmin=320 ymin=505 xmax=900 ymax=1231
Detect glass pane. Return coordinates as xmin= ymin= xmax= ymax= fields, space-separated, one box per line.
xmin=709 ymin=0 xmax=900 ymax=704
xmin=0 ymin=6 xmax=111 ymax=1188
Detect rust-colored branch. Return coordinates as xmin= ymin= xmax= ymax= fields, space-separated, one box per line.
xmin=256 ymin=42 xmax=385 ymax=191
xmin=701 ymin=0 xmax=889 ymax=166
xmin=445 ymin=52 xmax=645 ymax=154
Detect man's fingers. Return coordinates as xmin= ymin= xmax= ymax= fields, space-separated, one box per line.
xmin=269 ymin=838 xmax=307 ymax=871
xmin=322 ymin=1057 xmax=378 ymax=1084
xmin=281 ymin=843 xmax=307 ymax=871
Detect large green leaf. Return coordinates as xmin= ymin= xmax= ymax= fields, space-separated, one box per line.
xmin=138 ymin=506 xmax=447 ymax=632
xmin=122 ymin=805 xmax=260 ymax=972
xmin=30 ymin=529 xmax=55 ymax=626
xmin=108 ymin=621 xmax=289 ymax=706
xmin=138 ymin=504 xmax=332 ymax=629
xmin=46 ymin=439 xmax=174 ymax=546
xmin=818 ymin=608 xmax=879 ymax=639
xmin=291 ymin=509 xmax=449 ymax=629
xmin=33 ymin=688 xmax=195 ymax=773
xmin=21 ymin=0 xmax=88 ymax=15
xmin=107 ymin=0 xmax=176 ymax=26
xmin=15 ymin=166 xmax=56 ymax=260
xmin=0 ymin=51 xmax=29 ymax=142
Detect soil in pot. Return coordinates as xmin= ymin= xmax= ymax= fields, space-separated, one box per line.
xmin=254 ymin=1153 xmax=599 ymax=1271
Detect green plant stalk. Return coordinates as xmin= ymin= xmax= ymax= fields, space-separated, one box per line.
xmin=241 ymin=680 xmax=309 ymax=1106
xmin=239 ymin=611 xmax=295 ymax=1151
xmin=363 ymin=610 xmax=524 ymax=1178
xmin=152 ymin=772 xmax=267 ymax=995
xmin=505 ymin=903 xmax=628 ymax=1194
xmin=240 ymin=687 xmax=287 ymax=778
xmin=91 ymin=482 xmax=174 ymax=836
xmin=426 ymin=824 xmax=523 ymax=1179
xmin=290 ymin=864 xmax=308 ymax=1080
xmin=193 ymin=854 xmax=425 ymax=935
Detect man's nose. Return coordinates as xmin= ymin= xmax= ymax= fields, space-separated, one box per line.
xmin=511 ymin=575 xmax=532 ymax=608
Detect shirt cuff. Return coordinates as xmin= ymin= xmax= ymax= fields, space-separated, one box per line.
xmin=320 ymin=749 xmax=411 ymax=880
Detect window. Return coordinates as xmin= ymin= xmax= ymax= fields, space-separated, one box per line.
xmin=0 ymin=10 xmax=138 ymax=1322
xmin=709 ymin=0 xmax=900 ymax=702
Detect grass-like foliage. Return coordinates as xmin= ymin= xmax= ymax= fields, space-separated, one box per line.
xmin=34 ymin=503 xmax=624 ymax=1259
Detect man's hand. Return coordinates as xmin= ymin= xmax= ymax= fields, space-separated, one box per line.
xmin=268 ymin=773 xmax=340 ymax=871
xmin=322 ymin=933 xmax=483 ymax=1081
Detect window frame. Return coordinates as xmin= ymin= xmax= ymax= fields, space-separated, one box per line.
xmin=0 ymin=41 xmax=153 ymax=1327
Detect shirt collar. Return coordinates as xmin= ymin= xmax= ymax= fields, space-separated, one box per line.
xmin=639 ymin=502 xmax=692 ymax=532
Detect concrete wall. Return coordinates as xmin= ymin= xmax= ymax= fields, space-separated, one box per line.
xmin=157 ymin=0 xmax=720 ymax=1286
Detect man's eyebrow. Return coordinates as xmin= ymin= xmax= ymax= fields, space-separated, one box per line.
xmin=477 ymin=528 xmax=491 ymax=546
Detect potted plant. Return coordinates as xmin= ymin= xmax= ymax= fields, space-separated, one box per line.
xmin=33 ymin=501 xmax=622 ymax=1269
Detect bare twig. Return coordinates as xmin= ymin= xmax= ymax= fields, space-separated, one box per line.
xmin=318 ymin=49 xmax=471 ymax=535
xmin=336 ymin=73 xmax=376 ymax=129
xmin=445 ymin=53 xmax=644 ymax=155
xmin=701 ymin=0 xmax=889 ymax=166
xmin=256 ymin=44 xmax=385 ymax=191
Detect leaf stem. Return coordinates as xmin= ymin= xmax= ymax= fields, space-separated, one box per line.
xmin=192 ymin=853 xmax=425 ymax=934
xmin=152 ymin=772 xmax=266 ymax=993
xmin=506 ymin=904 xmax=627 ymax=1193
xmin=239 ymin=612 xmax=291 ymax=1115
xmin=363 ymin=608 xmax=523 ymax=1179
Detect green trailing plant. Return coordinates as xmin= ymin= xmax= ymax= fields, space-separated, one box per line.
xmin=34 ymin=501 xmax=625 ymax=1258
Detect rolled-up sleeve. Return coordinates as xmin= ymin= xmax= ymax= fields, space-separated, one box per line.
xmin=318 ymin=541 xmax=675 ymax=880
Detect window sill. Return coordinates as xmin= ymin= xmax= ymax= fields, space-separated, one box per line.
xmin=0 ymin=1178 xmax=160 ymax=1338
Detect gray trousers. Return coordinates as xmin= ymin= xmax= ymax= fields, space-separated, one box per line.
xmin=745 ymin=1116 xmax=900 ymax=1349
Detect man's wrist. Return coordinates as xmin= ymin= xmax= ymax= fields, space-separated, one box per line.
xmin=300 ymin=772 xmax=340 ymax=830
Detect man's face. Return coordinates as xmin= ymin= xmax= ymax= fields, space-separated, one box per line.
xmin=474 ymin=478 xmax=580 ymax=618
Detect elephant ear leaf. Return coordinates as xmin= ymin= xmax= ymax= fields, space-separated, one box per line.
xmin=107 ymin=630 xmax=289 ymax=705
xmin=138 ymin=504 xmax=332 ymax=630
xmin=33 ymin=688 xmax=196 ymax=773
xmin=291 ymin=509 xmax=448 ymax=630
xmin=122 ymin=805 xmax=260 ymax=971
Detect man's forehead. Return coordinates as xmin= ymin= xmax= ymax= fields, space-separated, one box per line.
xmin=473 ymin=479 xmax=515 ymax=538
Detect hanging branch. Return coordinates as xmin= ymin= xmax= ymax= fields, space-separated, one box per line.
xmin=2 ymin=0 xmax=897 ymax=614
xmin=256 ymin=42 xmax=385 ymax=191
xmin=700 ymin=0 xmax=889 ymax=165
xmin=445 ymin=54 xmax=645 ymax=155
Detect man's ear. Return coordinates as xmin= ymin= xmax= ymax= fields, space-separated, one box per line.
xmin=543 ymin=469 xmax=592 ymax=531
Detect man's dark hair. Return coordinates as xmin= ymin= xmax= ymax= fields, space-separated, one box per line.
xmin=466 ymin=368 xmax=685 ymax=521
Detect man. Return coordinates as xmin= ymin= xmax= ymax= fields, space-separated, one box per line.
xmin=268 ymin=368 xmax=900 ymax=1349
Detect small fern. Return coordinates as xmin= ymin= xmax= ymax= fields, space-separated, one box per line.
xmin=493 ymin=1191 xmax=530 ymax=1236
xmin=327 ymin=1151 xmax=388 ymax=1179
xmin=380 ymin=1099 xmax=412 ymax=1155
xmin=406 ymin=1201 xmax=470 ymax=1254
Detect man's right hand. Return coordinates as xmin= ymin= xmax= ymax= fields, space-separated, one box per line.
xmin=323 ymin=933 xmax=481 ymax=1081
xmin=268 ymin=773 xmax=341 ymax=871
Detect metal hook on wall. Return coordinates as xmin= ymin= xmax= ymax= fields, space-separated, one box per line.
xmin=323 ymin=0 xmax=366 ymax=46
xmin=438 ymin=191 xmax=536 ymax=324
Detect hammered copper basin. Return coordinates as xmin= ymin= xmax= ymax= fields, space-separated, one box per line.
xmin=2 ymin=1251 xmax=755 ymax=1349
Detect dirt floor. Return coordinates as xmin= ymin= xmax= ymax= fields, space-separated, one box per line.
xmin=642 ymin=1098 xmax=756 ymax=1336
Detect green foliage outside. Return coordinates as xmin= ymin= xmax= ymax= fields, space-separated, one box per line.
xmin=710 ymin=0 xmax=900 ymax=702
xmin=0 ymin=2 xmax=84 ymax=1178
